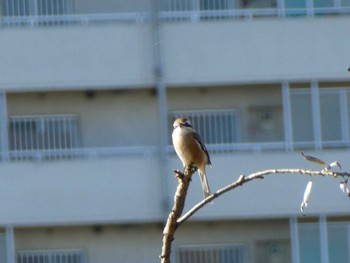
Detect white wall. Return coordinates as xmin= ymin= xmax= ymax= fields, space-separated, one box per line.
xmin=163 ymin=16 xmax=350 ymax=85
xmin=0 ymin=149 xmax=348 ymax=226
xmin=1 ymin=16 xmax=350 ymax=92
xmin=0 ymin=24 xmax=154 ymax=91
xmin=0 ymin=156 xmax=163 ymax=226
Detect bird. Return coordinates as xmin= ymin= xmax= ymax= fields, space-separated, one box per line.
xmin=172 ymin=117 xmax=212 ymax=198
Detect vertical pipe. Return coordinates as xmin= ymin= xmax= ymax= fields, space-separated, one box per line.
xmin=339 ymin=89 xmax=349 ymax=142
xmin=151 ymin=0 xmax=170 ymax=213
xmin=311 ymin=81 xmax=322 ymax=150
xmin=282 ymin=82 xmax=293 ymax=151
xmin=0 ymin=93 xmax=9 ymax=161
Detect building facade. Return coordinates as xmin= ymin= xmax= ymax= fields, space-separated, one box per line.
xmin=0 ymin=0 xmax=350 ymax=263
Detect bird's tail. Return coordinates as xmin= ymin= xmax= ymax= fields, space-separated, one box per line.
xmin=198 ymin=168 xmax=211 ymax=198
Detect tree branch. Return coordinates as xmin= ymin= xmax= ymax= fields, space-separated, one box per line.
xmin=177 ymin=168 xmax=348 ymax=226
xmin=160 ymin=166 xmax=194 ymax=263
xmin=160 ymin=160 xmax=350 ymax=263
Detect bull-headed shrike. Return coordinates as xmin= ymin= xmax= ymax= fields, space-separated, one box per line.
xmin=172 ymin=117 xmax=212 ymax=198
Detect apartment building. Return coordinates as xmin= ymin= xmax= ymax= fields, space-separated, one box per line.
xmin=0 ymin=0 xmax=350 ymax=263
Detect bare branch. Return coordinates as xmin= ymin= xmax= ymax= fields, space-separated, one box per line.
xmin=161 ymin=154 xmax=350 ymax=263
xmin=177 ymin=168 xmax=349 ymax=226
xmin=160 ymin=166 xmax=194 ymax=263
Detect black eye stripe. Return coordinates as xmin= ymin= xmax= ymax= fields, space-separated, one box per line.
xmin=182 ymin=122 xmax=192 ymax=128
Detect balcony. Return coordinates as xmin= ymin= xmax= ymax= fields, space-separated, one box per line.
xmin=0 ymin=84 xmax=349 ymax=225
xmin=1 ymin=83 xmax=350 ymax=162
xmin=1 ymin=0 xmax=350 ymax=26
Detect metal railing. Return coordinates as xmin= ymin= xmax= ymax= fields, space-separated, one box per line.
xmin=170 ymin=109 xmax=242 ymax=153
xmin=3 ymin=85 xmax=350 ymax=162
xmin=177 ymin=244 xmax=248 ymax=263
xmin=1 ymin=0 xmax=350 ymax=26
xmin=17 ymin=249 xmax=86 ymax=263
xmin=9 ymin=114 xmax=79 ymax=161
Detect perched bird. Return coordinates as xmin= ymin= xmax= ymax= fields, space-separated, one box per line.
xmin=172 ymin=117 xmax=212 ymax=198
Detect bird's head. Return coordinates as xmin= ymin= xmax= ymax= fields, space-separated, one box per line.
xmin=173 ymin=117 xmax=192 ymax=129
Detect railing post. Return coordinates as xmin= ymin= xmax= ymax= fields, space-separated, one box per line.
xmin=289 ymin=217 xmax=300 ymax=263
xmin=277 ymin=0 xmax=286 ymax=17
xmin=306 ymin=0 xmax=314 ymax=17
xmin=6 ymin=226 xmax=15 ymax=263
xmin=0 ymin=93 xmax=9 ymax=161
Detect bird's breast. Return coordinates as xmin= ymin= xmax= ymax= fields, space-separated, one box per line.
xmin=172 ymin=127 xmax=207 ymax=166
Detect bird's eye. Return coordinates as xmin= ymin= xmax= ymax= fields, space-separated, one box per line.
xmin=183 ymin=121 xmax=192 ymax=127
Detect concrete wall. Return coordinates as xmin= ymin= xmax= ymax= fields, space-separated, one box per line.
xmin=1 ymin=16 xmax=350 ymax=92
xmin=163 ymin=16 xmax=350 ymax=85
xmin=0 ymin=149 xmax=348 ymax=226
xmin=0 ymin=24 xmax=154 ymax=91
xmin=0 ymin=156 xmax=163 ymax=225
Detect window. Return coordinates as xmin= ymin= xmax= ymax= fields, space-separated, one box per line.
xmin=0 ymin=234 xmax=6 ymax=263
xmin=177 ymin=244 xmax=248 ymax=263
xmin=9 ymin=114 xmax=79 ymax=160
xmin=298 ymin=222 xmax=350 ymax=263
xmin=170 ymin=109 xmax=241 ymax=145
xmin=319 ymin=89 xmax=342 ymax=142
xmin=255 ymin=240 xmax=291 ymax=263
xmin=284 ymin=0 xmax=306 ymax=9
xmin=289 ymin=87 xmax=350 ymax=148
xmin=246 ymin=106 xmax=283 ymax=143
xmin=290 ymin=89 xmax=314 ymax=144
xmin=17 ymin=249 xmax=86 ymax=263
xmin=298 ymin=224 xmax=322 ymax=263
xmin=328 ymin=224 xmax=349 ymax=263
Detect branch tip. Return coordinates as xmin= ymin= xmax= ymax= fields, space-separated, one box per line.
xmin=173 ymin=169 xmax=184 ymax=179
xmin=238 ymin=174 xmax=245 ymax=182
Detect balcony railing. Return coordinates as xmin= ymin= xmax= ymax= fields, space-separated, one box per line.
xmin=1 ymin=0 xmax=350 ymax=27
xmin=17 ymin=249 xmax=87 ymax=263
xmin=1 ymin=85 xmax=350 ymax=161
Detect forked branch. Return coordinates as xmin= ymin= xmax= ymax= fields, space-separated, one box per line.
xmin=177 ymin=168 xmax=349 ymax=226
xmin=160 ymin=154 xmax=350 ymax=263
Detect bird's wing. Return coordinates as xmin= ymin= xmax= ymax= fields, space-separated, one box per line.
xmin=193 ymin=131 xmax=212 ymax=166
